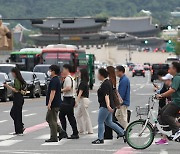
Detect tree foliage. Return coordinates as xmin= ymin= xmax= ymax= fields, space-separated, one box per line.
xmin=0 ymin=0 xmax=179 ymax=27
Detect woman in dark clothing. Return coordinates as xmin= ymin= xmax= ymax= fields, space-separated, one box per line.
xmin=4 ymin=67 xmax=26 ymax=135
xmin=92 ymin=68 xmax=124 ymax=144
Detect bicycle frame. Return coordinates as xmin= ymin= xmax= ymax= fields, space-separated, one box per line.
xmin=138 ymin=96 xmax=172 ymax=137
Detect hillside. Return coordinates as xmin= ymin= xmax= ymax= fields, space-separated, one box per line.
xmin=0 ymin=0 xmax=179 ymax=26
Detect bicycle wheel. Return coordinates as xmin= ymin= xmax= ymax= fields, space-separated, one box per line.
xmin=125 ymin=120 xmax=154 ymax=150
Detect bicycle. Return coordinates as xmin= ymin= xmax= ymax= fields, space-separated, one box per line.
xmin=125 ymin=95 xmax=180 ymax=150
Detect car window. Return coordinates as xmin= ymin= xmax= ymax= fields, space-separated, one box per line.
xmin=21 ymin=72 xmax=33 ymax=81
xmin=0 ymin=66 xmax=14 ymax=74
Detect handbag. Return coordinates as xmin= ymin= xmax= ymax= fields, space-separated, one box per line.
xmin=112 ymin=88 xmax=123 ymax=109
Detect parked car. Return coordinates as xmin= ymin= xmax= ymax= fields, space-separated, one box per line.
xmin=33 ymin=64 xmax=51 ymax=77
xmin=129 ymin=64 xmax=135 ymax=71
xmin=151 ymin=64 xmax=169 ymax=82
xmin=142 ymin=47 xmax=152 ymax=52
xmin=34 ymin=72 xmax=48 ymax=96
xmin=0 ymin=64 xmax=16 ymax=75
xmin=21 ymin=71 xmax=41 ymax=98
xmin=144 ymin=63 xmax=151 ymax=66
xmin=132 ymin=66 xmax=145 ymax=77
xmin=144 ymin=65 xmax=150 ymax=71
xmin=0 ymin=73 xmax=13 ymax=102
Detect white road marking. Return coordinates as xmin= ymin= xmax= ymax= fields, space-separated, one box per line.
xmin=41 ymin=139 xmax=71 ymax=146
xmin=160 ymin=149 xmax=169 ymax=154
xmin=35 ymin=134 xmax=50 ymax=140
xmin=0 ymin=135 xmax=15 ymax=140
xmin=91 ymin=110 xmax=98 ymax=113
xmin=0 ymin=140 xmax=22 ymax=146
xmin=136 ymin=93 xmax=153 ymax=96
xmin=0 ymin=120 xmax=8 ymax=123
xmin=130 ymin=132 xmax=150 ymax=138
xmin=93 ymin=125 xmax=98 ymax=130
xmin=24 ymin=113 xmax=37 ymax=117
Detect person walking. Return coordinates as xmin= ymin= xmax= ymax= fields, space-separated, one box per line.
xmin=59 ymin=64 xmax=79 ymax=139
xmin=75 ymin=68 xmax=93 ymax=134
xmin=115 ymin=65 xmax=130 ymax=130
xmin=4 ymin=67 xmax=25 ymax=135
xmin=92 ymin=68 xmax=124 ymax=144
xmin=45 ymin=65 xmax=66 ymax=142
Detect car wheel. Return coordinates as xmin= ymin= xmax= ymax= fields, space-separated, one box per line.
xmin=89 ymin=84 xmax=93 ymax=90
xmin=2 ymin=91 xmax=7 ymax=102
xmin=30 ymin=88 xmax=35 ymax=98
xmin=36 ymin=86 xmax=41 ymax=98
xmin=9 ymin=96 xmax=13 ymax=101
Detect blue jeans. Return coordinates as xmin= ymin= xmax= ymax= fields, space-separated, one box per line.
xmin=98 ymin=107 xmax=124 ymax=140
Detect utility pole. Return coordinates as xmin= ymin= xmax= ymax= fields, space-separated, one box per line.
xmin=58 ymin=23 xmax=61 ymax=44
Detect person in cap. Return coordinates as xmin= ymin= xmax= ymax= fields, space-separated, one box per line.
xmin=155 ymin=73 xmax=173 ymax=145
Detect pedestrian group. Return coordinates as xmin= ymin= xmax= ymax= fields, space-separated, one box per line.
xmin=4 ymin=64 xmax=131 ymax=144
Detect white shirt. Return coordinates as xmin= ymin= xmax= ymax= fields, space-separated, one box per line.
xmin=63 ymin=75 xmax=76 ymax=97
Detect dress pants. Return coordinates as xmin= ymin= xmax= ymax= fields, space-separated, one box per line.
xmin=59 ymin=97 xmax=78 ymax=135
xmin=76 ymin=98 xmax=93 ymax=134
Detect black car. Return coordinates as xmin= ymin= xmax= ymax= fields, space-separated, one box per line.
xmin=33 ymin=64 xmax=51 ymax=77
xmin=21 ymin=71 xmax=41 ymax=98
xmin=129 ymin=64 xmax=135 ymax=71
xmin=132 ymin=66 xmax=145 ymax=77
xmin=34 ymin=72 xmax=48 ymax=96
xmin=151 ymin=64 xmax=169 ymax=82
xmin=0 ymin=73 xmax=13 ymax=102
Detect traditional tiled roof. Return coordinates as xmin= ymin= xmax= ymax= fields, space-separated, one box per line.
xmin=32 ymin=18 xmax=104 ymax=29
xmin=103 ymin=17 xmax=158 ymax=33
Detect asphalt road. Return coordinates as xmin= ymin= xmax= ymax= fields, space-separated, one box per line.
xmin=0 ymin=71 xmax=179 ymax=154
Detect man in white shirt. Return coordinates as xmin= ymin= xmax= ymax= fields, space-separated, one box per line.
xmin=59 ymin=64 xmax=79 ymax=139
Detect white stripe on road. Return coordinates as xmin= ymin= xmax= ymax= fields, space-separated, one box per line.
xmin=93 ymin=125 xmax=98 ymax=130
xmin=24 ymin=113 xmax=37 ymax=117
xmin=136 ymin=93 xmax=153 ymax=96
xmin=91 ymin=110 xmax=98 ymax=113
xmin=0 ymin=120 xmax=8 ymax=123
xmin=41 ymin=139 xmax=71 ymax=146
xmin=0 ymin=135 xmax=14 ymax=140
xmin=35 ymin=134 xmax=50 ymax=140
xmin=0 ymin=140 xmax=22 ymax=146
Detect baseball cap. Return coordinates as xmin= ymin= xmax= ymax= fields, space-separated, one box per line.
xmin=162 ymin=73 xmax=173 ymax=80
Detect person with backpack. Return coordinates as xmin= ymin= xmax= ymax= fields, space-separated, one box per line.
xmin=59 ymin=64 xmax=79 ymax=139
xmin=4 ymin=67 xmax=26 ymax=135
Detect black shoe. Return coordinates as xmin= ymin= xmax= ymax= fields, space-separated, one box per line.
xmin=67 ymin=134 xmax=79 ymax=139
xmin=45 ymin=139 xmax=58 ymax=142
xmin=92 ymin=139 xmax=104 ymax=144
xmin=117 ymin=133 xmax=124 ymax=139
xmin=59 ymin=131 xmax=68 ymax=141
